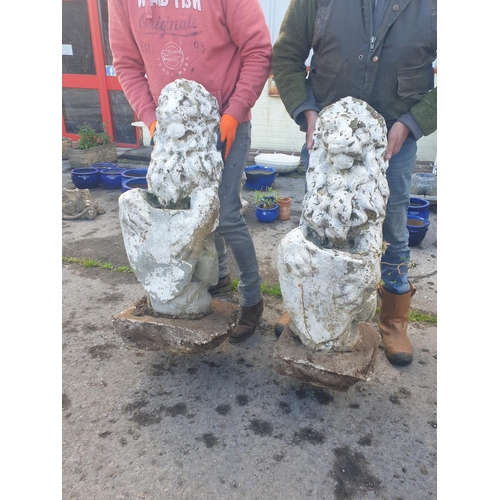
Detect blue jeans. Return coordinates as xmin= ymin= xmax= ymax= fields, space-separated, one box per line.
xmin=214 ymin=121 xmax=263 ymax=307
xmin=381 ymin=137 xmax=417 ymax=294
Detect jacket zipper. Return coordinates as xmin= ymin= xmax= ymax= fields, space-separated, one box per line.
xmin=370 ymin=0 xmax=395 ymax=55
xmin=368 ymin=0 xmax=376 ymax=56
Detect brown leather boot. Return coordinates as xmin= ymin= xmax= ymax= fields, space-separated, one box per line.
xmin=228 ymin=299 xmax=264 ymax=343
xmin=377 ymin=284 xmax=416 ymax=366
xmin=208 ymin=274 xmax=232 ymax=296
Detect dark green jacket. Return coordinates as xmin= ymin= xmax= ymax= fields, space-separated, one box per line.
xmin=272 ymin=0 xmax=437 ymax=136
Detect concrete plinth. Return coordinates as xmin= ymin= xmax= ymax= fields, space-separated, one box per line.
xmin=113 ymin=297 xmax=239 ymax=354
xmin=273 ymin=322 xmax=380 ymax=392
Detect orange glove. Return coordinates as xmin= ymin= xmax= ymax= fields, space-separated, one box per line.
xmin=148 ymin=120 xmax=157 ymax=138
xmin=220 ymin=114 xmax=239 ymax=160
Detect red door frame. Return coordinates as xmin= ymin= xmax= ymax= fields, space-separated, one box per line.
xmin=62 ymin=0 xmax=140 ymax=148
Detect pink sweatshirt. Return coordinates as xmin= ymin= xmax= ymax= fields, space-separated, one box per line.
xmin=108 ymin=0 xmax=272 ymax=129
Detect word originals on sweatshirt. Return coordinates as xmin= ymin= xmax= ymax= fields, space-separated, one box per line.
xmin=139 ymin=14 xmax=199 ymax=38
xmin=138 ymin=0 xmax=202 ymax=10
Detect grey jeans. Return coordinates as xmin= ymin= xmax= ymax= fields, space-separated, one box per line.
xmin=214 ymin=121 xmax=262 ymax=307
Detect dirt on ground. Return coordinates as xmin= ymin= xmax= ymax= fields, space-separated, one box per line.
xmin=62 ymin=156 xmax=437 ymax=499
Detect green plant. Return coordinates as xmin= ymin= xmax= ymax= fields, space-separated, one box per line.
xmin=255 ymin=187 xmax=279 ymax=208
xmin=261 ymin=282 xmax=282 ymax=297
xmin=375 ymin=306 xmax=437 ymax=325
xmin=77 ymin=122 xmax=112 ymax=150
xmin=62 ymin=257 xmax=134 ymax=273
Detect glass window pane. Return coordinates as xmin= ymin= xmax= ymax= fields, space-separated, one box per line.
xmin=62 ymin=0 xmax=96 ymax=75
xmin=109 ymin=90 xmax=137 ymax=144
xmin=98 ymin=0 xmax=113 ymax=67
xmin=62 ymin=89 xmax=103 ymax=134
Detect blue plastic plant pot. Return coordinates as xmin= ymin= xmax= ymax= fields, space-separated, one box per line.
xmin=122 ymin=177 xmax=148 ymax=193
xmin=99 ymin=167 xmax=127 ymax=189
xmin=244 ymin=165 xmax=277 ymax=190
xmin=255 ymin=204 xmax=279 ymax=223
xmin=407 ymin=215 xmax=430 ymax=247
xmin=121 ymin=168 xmax=148 ymax=186
xmin=71 ymin=167 xmax=100 ymax=189
xmin=90 ymin=162 xmax=117 ymax=171
xmin=408 ymin=197 xmax=430 ymax=221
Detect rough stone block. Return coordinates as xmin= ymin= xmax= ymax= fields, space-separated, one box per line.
xmin=113 ymin=298 xmax=239 ymax=355
xmin=274 ymin=322 xmax=380 ymax=392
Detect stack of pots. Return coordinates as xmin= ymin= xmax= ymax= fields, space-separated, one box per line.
xmin=121 ymin=168 xmax=148 ymax=192
xmin=70 ymin=163 xmax=149 ymax=192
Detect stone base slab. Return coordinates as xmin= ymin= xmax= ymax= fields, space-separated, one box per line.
xmin=113 ymin=298 xmax=239 ymax=354
xmin=273 ymin=322 xmax=380 ymax=392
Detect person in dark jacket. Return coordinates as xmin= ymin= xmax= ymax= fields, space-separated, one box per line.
xmin=272 ymin=0 xmax=437 ymax=366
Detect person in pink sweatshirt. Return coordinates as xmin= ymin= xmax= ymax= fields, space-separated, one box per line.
xmin=109 ymin=0 xmax=272 ymax=343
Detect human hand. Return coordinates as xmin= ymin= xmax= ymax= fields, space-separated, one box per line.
xmin=385 ymin=122 xmax=410 ymax=161
xmin=220 ymin=114 xmax=239 ymax=160
xmin=304 ymin=110 xmax=319 ymax=149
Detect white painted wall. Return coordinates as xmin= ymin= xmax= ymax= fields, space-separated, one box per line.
xmin=258 ymin=0 xmax=290 ymax=44
xmin=251 ymin=91 xmax=305 ymax=154
xmin=252 ymin=0 xmax=437 ymax=163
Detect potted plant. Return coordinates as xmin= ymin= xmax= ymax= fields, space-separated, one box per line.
xmin=255 ymin=187 xmax=279 ymax=223
xmin=68 ymin=122 xmax=117 ymax=167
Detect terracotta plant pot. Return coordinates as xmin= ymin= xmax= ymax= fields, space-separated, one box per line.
xmin=277 ymin=197 xmax=291 ymax=220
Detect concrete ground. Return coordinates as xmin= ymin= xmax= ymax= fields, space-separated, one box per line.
xmin=62 ymin=149 xmax=437 ymax=499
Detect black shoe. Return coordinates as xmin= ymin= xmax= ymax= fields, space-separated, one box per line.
xmin=228 ymin=299 xmax=264 ymax=343
xmin=209 ymin=275 xmax=232 ymax=296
